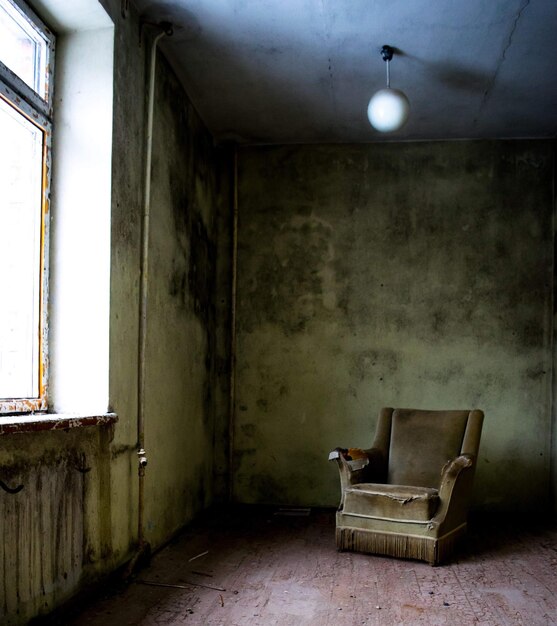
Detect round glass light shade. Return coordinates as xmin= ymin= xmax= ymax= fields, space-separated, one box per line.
xmin=367 ymin=87 xmax=410 ymax=132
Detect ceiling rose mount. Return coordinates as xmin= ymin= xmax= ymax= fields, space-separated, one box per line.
xmin=367 ymin=44 xmax=410 ymax=132
xmin=380 ymin=44 xmax=394 ymax=62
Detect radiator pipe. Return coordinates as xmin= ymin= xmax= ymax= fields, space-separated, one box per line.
xmin=126 ymin=22 xmax=172 ymax=579
xmin=228 ymin=147 xmax=239 ymax=501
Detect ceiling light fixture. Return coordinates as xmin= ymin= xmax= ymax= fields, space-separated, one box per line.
xmin=367 ymin=45 xmax=410 ymax=132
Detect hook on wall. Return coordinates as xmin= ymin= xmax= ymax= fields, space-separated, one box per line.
xmin=0 ymin=479 xmax=24 ymax=494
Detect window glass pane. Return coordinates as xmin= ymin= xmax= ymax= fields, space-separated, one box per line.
xmin=0 ymin=0 xmax=48 ymax=98
xmin=0 ymin=96 xmax=43 ymax=399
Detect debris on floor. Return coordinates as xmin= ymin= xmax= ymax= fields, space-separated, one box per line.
xmin=190 ymin=570 xmax=213 ymax=577
xmin=188 ymin=550 xmax=209 ymax=562
xmin=136 ymin=579 xmax=225 ymax=592
xmin=273 ymin=507 xmax=311 ymax=516
xmin=51 ymin=508 xmax=557 ymax=626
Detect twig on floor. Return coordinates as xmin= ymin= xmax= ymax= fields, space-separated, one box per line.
xmin=190 ymin=570 xmax=214 ymax=577
xmin=136 ymin=579 xmax=225 ymax=592
xmin=188 ymin=550 xmax=209 ymax=562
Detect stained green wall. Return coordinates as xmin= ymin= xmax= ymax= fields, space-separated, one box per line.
xmin=113 ymin=49 xmax=230 ymax=547
xmin=234 ymin=141 xmax=555 ymax=512
xmin=0 ymin=2 xmax=231 ymax=623
xmin=109 ymin=0 xmax=231 ymax=569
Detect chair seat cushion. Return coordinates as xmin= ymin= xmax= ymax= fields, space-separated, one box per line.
xmin=343 ymin=483 xmax=440 ymax=522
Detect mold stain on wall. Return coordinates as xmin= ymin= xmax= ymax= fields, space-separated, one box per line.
xmin=0 ymin=458 xmax=84 ymax=620
xmin=139 ymin=49 xmax=230 ymax=545
xmin=0 ymin=426 xmax=114 ymax=625
xmin=233 ymin=140 xmax=554 ymax=511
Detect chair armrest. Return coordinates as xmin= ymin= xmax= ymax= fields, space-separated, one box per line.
xmin=441 ymin=454 xmax=473 ymax=481
xmin=329 ymin=447 xmax=386 ymax=507
xmin=329 ymin=446 xmax=369 ymax=478
xmin=430 ymin=454 xmax=476 ymax=529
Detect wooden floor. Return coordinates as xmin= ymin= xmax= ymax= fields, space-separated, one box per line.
xmin=53 ymin=506 xmax=556 ymax=626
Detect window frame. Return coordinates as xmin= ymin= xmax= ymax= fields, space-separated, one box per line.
xmin=0 ymin=0 xmax=54 ymax=414
xmin=0 ymin=0 xmax=55 ymax=116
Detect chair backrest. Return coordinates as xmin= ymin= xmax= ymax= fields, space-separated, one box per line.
xmin=377 ymin=408 xmax=482 ymax=488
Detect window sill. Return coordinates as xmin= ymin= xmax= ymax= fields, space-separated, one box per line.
xmin=0 ymin=412 xmax=118 ymax=436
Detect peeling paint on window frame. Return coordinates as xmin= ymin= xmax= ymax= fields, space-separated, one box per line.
xmin=0 ymin=0 xmax=54 ymax=415
xmin=0 ymin=412 xmax=118 ymax=435
xmin=0 ymin=0 xmax=55 ymax=119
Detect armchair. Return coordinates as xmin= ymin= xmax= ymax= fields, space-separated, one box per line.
xmin=329 ymin=407 xmax=484 ymax=565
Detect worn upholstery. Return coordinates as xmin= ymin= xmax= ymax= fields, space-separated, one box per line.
xmin=330 ymin=407 xmax=484 ymax=565
xmin=344 ymin=483 xmax=439 ymax=521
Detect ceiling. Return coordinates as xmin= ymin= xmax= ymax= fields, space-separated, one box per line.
xmin=133 ymin=0 xmax=557 ymax=145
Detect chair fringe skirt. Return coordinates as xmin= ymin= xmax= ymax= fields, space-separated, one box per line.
xmin=336 ymin=526 xmax=465 ymax=566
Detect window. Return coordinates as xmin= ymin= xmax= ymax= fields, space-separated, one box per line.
xmin=0 ymin=0 xmax=54 ymax=414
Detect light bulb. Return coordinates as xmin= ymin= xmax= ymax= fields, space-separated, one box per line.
xmin=367 ymin=87 xmax=410 ymax=132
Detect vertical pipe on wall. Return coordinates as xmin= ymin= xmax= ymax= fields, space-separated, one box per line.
xmin=549 ymin=141 xmax=557 ymax=516
xmin=228 ymin=147 xmax=239 ymax=501
xmin=137 ymin=26 xmax=166 ymax=549
xmin=126 ymin=24 xmax=172 ymax=577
